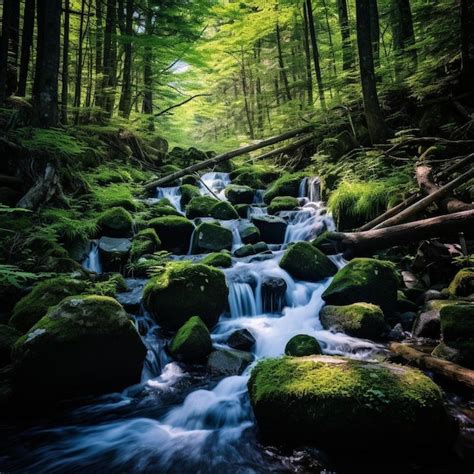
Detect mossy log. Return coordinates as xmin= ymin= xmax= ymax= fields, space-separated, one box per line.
xmin=389 ymin=342 xmax=474 ymax=390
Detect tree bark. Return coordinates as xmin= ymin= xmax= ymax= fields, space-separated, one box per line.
xmin=61 ymin=0 xmax=70 ymax=124
xmin=241 ymin=49 xmax=255 ymax=139
xmin=94 ymin=0 xmax=104 ymax=109
xmin=0 ymin=0 xmax=13 ymax=103
xmin=73 ymin=0 xmax=87 ymax=124
xmin=355 ymin=0 xmax=390 ymax=144
xmin=142 ymin=0 xmax=154 ymax=130
xmin=103 ymin=0 xmax=118 ymax=118
xmin=18 ymin=0 xmax=35 ymax=97
xmin=118 ymin=0 xmax=133 ymax=118
xmin=368 ymin=0 xmax=380 ymax=66
xmin=302 ymin=5 xmax=314 ymax=105
xmin=460 ymin=0 xmax=474 ymax=88
xmin=337 ymin=0 xmax=354 ymax=70
xmin=276 ymin=22 xmax=292 ymax=102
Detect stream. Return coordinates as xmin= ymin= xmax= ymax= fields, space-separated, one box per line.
xmin=1 ymin=173 xmax=472 ymax=473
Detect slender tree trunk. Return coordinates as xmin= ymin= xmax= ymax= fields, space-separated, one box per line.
xmin=0 ymin=0 xmax=13 ymax=103
xmin=337 ymin=0 xmax=354 ymax=70
xmin=73 ymin=0 xmax=87 ymax=124
xmin=305 ymin=0 xmax=325 ymax=109
xmin=322 ymin=0 xmax=337 ymax=81
xmin=34 ymin=0 xmax=62 ymax=127
xmin=369 ymin=0 xmax=380 ymax=66
xmin=119 ymin=0 xmax=133 ymax=118
xmin=18 ymin=0 xmax=35 ymax=97
xmin=103 ymin=0 xmax=117 ymax=117
xmin=355 ymin=0 xmax=390 ymax=143
xmin=276 ymin=22 xmax=292 ymax=101
xmin=7 ymin=1 xmax=20 ymax=95
xmin=255 ymin=41 xmax=264 ymax=134
xmin=303 ymin=5 xmax=314 ymax=105
xmin=142 ymin=1 xmax=154 ymax=130
xmin=94 ymin=0 xmax=104 ymax=109
xmin=241 ymin=48 xmax=255 ymax=139
xmin=274 ymin=76 xmax=280 ymax=106
xmin=460 ymin=0 xmax=474 ymax=88
xmin=61 ymin=0 xmax=70 ymax=124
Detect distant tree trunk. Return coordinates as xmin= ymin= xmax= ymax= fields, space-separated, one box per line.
xmin=7 ymin=1 xmax=20 ymax=95
xmin=274 ymin=76 xmax=280 ymax=106
xmin=276 ymin=22 xmax=292 ymax=101
xmin=241 ymin=48 xmax=255 ymax=139
xmin=369 ymin=0 xmax=380 ymax=66
xmin=305 ymin=0 xmax=325 ymax=110
xmin=255 ymin=40 xmax=264 ymax=134
xmin=0 ymin=1 xmax=13 ymax=103
xmin=303 ymin=5 xmax=314 ymax=106
xmin=103 ymin=0 xmax=118 ymax=118
xmin=61 ymin=0 xmax=70 ymax=124
xmin=94 ymin=0 xmax=104 ymax=109
xmin=142 ymin=0 xmax=154 ymax=130
xmin=337 ymin=0 xmax=354 ymax=70
xmin=18 ymin=0 xmax=35 ymax=97
xmin=34 ymin=0 xmax=62 ymax=127
xmin=460 ymin=0 xmax=474 ymax=88
xmin=355 ymin=0 xmax=390 ymax=143
xmin=73 ymin=0 xmax=87 ymax=124
xmin=119 ymin=0 xmax=133 ymax=118
xmin=322 ymin=0 xmax=337 ymax=81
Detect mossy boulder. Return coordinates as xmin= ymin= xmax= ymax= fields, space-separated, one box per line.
xmin=322 ymin=258 xmax=399 ymax=313
xmin=143 ymin=262 xmax=228 ymax=330
xmin=235 ymin=204 xmax=249 ymax=218
xmin=280 ymin=242 xmax=338 ymax=282
xmin=431 ymin=342 xmax=462 ymax=364
xmin=11 ymin=295 xmax=146 ymax=401
xmin=285 ymin=335 xmax=321 ymax=357
xmin=131 ymin=228 xmax=161 ymax=261
xmin=207 ymin=348 xmax=254 ymax=376
xmin=0 ymin=325 xmax=21 ymax=367
xmin=320 ymin=303 xmax=386 ymax=340
xmin=9 ymin=277 xmax=88 ymax=333
xmin=180 ymin=184 xmax=201 ymax=207
xmin=201 ymin=252 xmax=232 ymax=268
xmin=412 ymin=299 xmax=455 ymax=339
xmin=268 ymin=196 xmax=299 ymax=215
xmin=148 ymin=216 xmax=194 ymax=254
xmin=248 ymin=356 xmax=452 ymax=448
xmin=263 ymin=174 xmax=302 ymax=204
xmin=225 ymin=185 xmax=254 ymax=205
xmin=168 ymin=316 xmax=212 ymax=362
xmin=448 ymin=268 xmax=474 ymax=297
xmin=97 ymin=207 xmax=133 ymax=237
xmin=230 ymin=166 xmax=279 ymax=184
xmin=148 ymin=204 xmax=181 ymax=219
xmin=211 ymin=201 xmax=239 ymax=220
xmin=98 ymin=237 xmax=132 ymax=272
xmin=233 ymin=172 xmax=264 ymax=189
xmin=238 ymin=222 xmax=260 ymax=244
xmin=440 ymin=304 xmax=474 ymax=344
xmin=234 ymin=244 xmax=256 ymax=258
xmin=251 ymin=215 xmax=287 ymax=244
xmin=186 ymin=196 xmax=220 ymax=219
xmin=191 ymin=222 xmax=233 ymax=253
xmin=181 ymin=174 xmax=199 ymax=186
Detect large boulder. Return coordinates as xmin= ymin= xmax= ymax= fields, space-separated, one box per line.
xmin=320 ymin=303 xmax=386 ymax=340
xmin=186 ymin=196 xmax=219 ymax=219
xmin=248 ymin=356 xmax=452 ymax=448
xmin=262 ymin=277 xmax=287 ymax=313
xmin=97 ymin=207 xmax=133 ymax=237
xmin=322 ymin=258 xmax=399 ymax=313
xmin=280 ymin=242 xmax=338 ymax=282
xmin=263 ymin=174 xmax=302 ymax=204
xmin=251 ymin=215 xmax=287 ymax=244
xmin=180 ymin=184 xmax=201 ymax=207
xmin=191 ymin=222 xmax=233 ymax=253
xmin=238 ymin=222 xmax=260 ymax=244
xmin=143 ymin=262 xmax=228 ymax=330
xmin=225 ymin=185 xmax=254 ymax=205
xmin=0 ymin=325 xmax=21 ymax=367
xmin=201 ymin=252 xmax=232 ymax=268
xmin=227 ymin=328 xmax=256 ymax=351
xmin=268 ymin=196 xmax=299 ymax=215
xmin=448 ymin=268 xmax=474 ymax=297
xmin=411 ymin=299 xmax=455 ymax=339
xmin=9 ymin=277 xmax=87 ymax=333
xmin=168 ymin=316 xmax=212 ymax=362
xmin=11 ymin=295 xmax=146 ymax=401
xmin=148 ymin=216 xmax=195 ymax=254
xmin=130 ymin=228 xmax=161 ymax=261
xmin=211 ymin=200 xmax=239 ymax=220
xmin=98 ymin=237 xmax=132 ymax=272
xmin=207 ymin=348 xmax=254 ymax=376
xmin=285 ymin=335 xmax=321 ymax=357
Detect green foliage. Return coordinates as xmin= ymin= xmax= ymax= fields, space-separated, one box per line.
xmin=0 ymin=265 xmax=38 ymax=289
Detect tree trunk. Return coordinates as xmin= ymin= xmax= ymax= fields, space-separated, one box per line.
xmin=302 ymin=5 xmax=314 ymax=105
xmin=142 ymin=0 xmax=154 ymax=130
xmin=18 ymin=0 xmax=35 ymax=97
xmin=337 ymin=0 xmax=354 ymax=70
xmin=369 ymin=0 xmax=380 ymax=66
xmin=104 ymin=0 xmax=118 ymax=117
xmin=73 ymin=0 xmax=87 ymax=124
xmin=61 ymin=0 xmax=70 ymax=124
xmin=5 ymin=0 xmax=20 ymax=96
xmin=276 ymin=22 xmax=292 ymax=101
xmin=119 ymin=0 xmax=133 ymax=118
xmin=255 ymin=41 xmax=264 ymax=134
xmin=33 ymin=0 xmax=61 ymax=128
xmin=305 ymin=0 xmax=325 ymax=110
xmin=0 ymin=0 xmax=13 ymax=103
xmin=355 ymin=0 xmax=390 ymax=144
xmin=460 ymin=0 xmax=474 ymax=88
xmin=241 ymin=49 xmax=255 ymax=139
xmin=94 ymin=0 xmax=104 ymax=109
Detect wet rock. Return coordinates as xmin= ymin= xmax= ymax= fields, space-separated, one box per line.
xmin=262 ymin=277 xmax=287 ymax=313
xmin=400 ymin=311 xmax=416 ymax=331
xmin=284 ymin=335 xmax=321 ymax=357
xmin=420 ymin=289 xmax=445 ymax=304
xmin=181 ymin=174 xmax=199 ymax=186
xmin=169 ymin=316 xmax=212 ymax=362
xmin=235 ymin=204 xmax=249 ymax=218
xmin=280 ymin=242 xmax=338 ymax=282
xmin=448 ymin=268 xmax=474 ymax=297
xmin=99 ymin=237 xmax=132 ymax=272
xmin=431 ymin=342 xmax=462 ymax=364
xmin=201 ymin=252 xmax=232 ymax=268
xmin=116 ymin=278 xmax=148 ymax=313
xmin=234 ymin=244 xmax=255 ymax=258
xmin=12 ymin=295 xmax=147 ymax=402
xmin=411 ymin=299 xmax=455 ymax=339
xmin=186 ymin=196 xmax=219 ymax=219
xmin=207 ymin=348 xmax=254 ymax=376
xmin=148 ymin=216 xmax=194 ymax=254
xmin=238 ymin=222 xmax=260 ymax=245
xmin=396 ymin=291 xmax=418 ymax=313
xmin=144 ymin=262 xmax=228 ymax=330
xmin=233 ymin=172 xmax=264 ymax=189
xmin=225 ymin=185 xmax=255 ymax=205
xmin=0 ymin=325 xmax=21 ymax=367
xmin=130 ymin=229 xmax=161 ymax=262
xmin=263 ymin=174 xmax=302 ymax=204
xmin=227 ymin=328 xmax=256 ymax=351
xmin=97 ymin=207 xmax=133 ymax=238
xmin=211 ymin=201 xmax=239 ymax=220
xmin=253 ymin=241 xmax=269 ymax=254
xmin=320 ymin=303 xmax=386 ymax=340
xmin=180 ymin=184 xmax=201 ymax=207
xmin=248 ymin=356 xmax=453 ymax=449
xmin=191 ymin=222 xmax=233 ymax=253
xmin=268 ymin=196 xmax=299 ymax=215
xmin=388 ymin=323 xmax=405 ymax=341
xmin=251 ymin=215 xmax=287 ymax=244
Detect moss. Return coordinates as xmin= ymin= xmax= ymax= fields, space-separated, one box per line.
xmin=131 ymin=228 xmax=161 ymax=261
xmin=263 ymin=174 xmax=302 ymax=204
xmin=320 ymin=303 xmax=386 ymax=339
xmin=97 ymin=207 xmax=133 ymax=237
xmin=230 ymin=166 xmax=279 ymax=184
xmin=285 ymin=335 xmax=321 ymax=357
xmin=180 ymin=184 xmax=201 ymax=207
xmin=0 ymin=324 xmax=21 ymax=367
xmin=268 ymin=196 xmax=299 ymax=215
xmin=191 ymin=222 xmax=233 ymax=253
xmin=447 ymin=268 xmax=474 ymax=297
xmin=235 ymin=204 xmax=249 ymax=218
xmin=225 ymin=185 xmax=255 ymax=205
xmin=168 ymin=316 xmax=212 ymax=361
xmin=148 ymin=216 xmax=194 ymax=254
xmin=186 ymin=196 xmax=220 ymax=219
xmin=147 ymin=205 xmax=181 ymax=219
xmin=143 ymin=262 xmax=228 ymax=330
xmin=239 ymin=223 xmax=260 ymax=244
xmin=440 ymin=304 xmax=474 ymax=344
xmin=181 ymin=175 xmax=199 ymax=186
xmin=85 ymin=273 xmax=127 ymax=297
xmin=211 ymin=201 xmax=239 ymax=220
xmin=9 ymin=277 xmax=88 ymax=333
xmin=280 ymin=242 xmax=338 ymax=282
xmin=201 ymin=252 xmax=232 ymax=268
xmin=233 ymin=172 xmax=264 ymax=189
xmin=248 ymin=356 xmax=451 ymax=448
xmin=322 ymin=258 xmax=399 ymax=313
xmin=234 ymin=244 xmax=256 ymax=258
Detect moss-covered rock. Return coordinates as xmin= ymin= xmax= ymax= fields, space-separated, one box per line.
xmin=0 ymin=325 xmax=21 ymax=367
xmin=440 ymin=304 xmax=474 ymax=344
xmin=225 ymin=185 xmax=255 ymax=205
xmin=207 ymin=348 xmax=254 ymax=376
xmin=230 ymin=166 xmax=279 ymax=184
xmin=98 ymin=237 xmax=132 ymax=272
xmin=322 ymin=258 xmax=399 ymax=313
xmin=201 ymin=252 xmax=232 ymax=268
xmin=448 ymin=268 xmax=474 ymax=297
xmin=148 ymin=216 xmax=194 ymax=254
xmin=147 ymin=204 xmax=181 ymax=219
xmin=268 ymin=196 xmax=299 ymax=215
xmin=131 ymin=228 xmax=161 ymax=261
xmin=263 ymin=174 xmax=302 ymax=204
xmin=234 ymin=244 xmax=256 ymax=258
xmin=431 ymin=342 xmax=462 ymax=364
xmin=280 ymin=242 xmax=338 ymax=282
xmin=211 ymin=201 xmax=239 ymax=220
xmin=238 ymin=222 xmax=260 ymax=244
xmin=285 ymin=335 xmax=321 ymax=357
xmin=235 ymin=204 xmax=249 ymax=218
xmin=9 ymin=277 xmax=88 ymax=333
xmin=97 ymin=207 xmax=133 ymax=237
xmin=186 ymin=196 xmax=220 ymax=219
xmin=191 ymin=222 xmax=233 ymax=253
xmin=233 ymin=172 xmax=264 ymax=189
xmin=181 ymin=174 xmax=199 ymax=186
xmin=168 ymin=316 xmax=212 ymax=362
xmin=248 ymin=356 xmax=452 ymax=448
xmin=251 ymin=215 xmax=287 ymax=244
xmin=320 ymin=303 xmax=386 ymax=339
xmin=12 ymin=295 xmax=146 ymax=401
xmin=180 ymin=184 xmax=201 ymax=207
xmin=143 ymin=262 xmax=228 ymax=330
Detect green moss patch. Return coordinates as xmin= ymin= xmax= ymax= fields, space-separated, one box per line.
xmin=169 ymin=316 xmax=212 ymax=361
xmin=285 ymin=335 xmax=321 ymax=357
xmin=148 ymin=216 xmax=194 ymax=254
xmin=97 ymin=207 xmax=133 ymax=237
xmin=268 ymin=196 xmax=299 ymax=214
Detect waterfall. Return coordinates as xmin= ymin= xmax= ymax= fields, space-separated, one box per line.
xmin=298 ymin=177 xmax=308 ymax=198
xmin=199 ymin=172 xmax=231 ymax=199
xmin=83 ymin=241 xmax=102 ymax=273
xmin=228 ymin=282 xmax=257 ymax=317
xmin=156 ymin=186 xmax=183 ymax=213
xmin=253 ymin=189 xmax=265 ymax=204
xmin=307 ymin=177 xmax=321 ymax=203
xmin=220 ymin=219 xmax=243 ymax=250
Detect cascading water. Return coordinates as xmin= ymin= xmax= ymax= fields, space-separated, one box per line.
xmin=156 ymin=186 xmax=183 ymax=213
xmin=82 ymin=240 xmax=102 ymax=273
xmin=199 ymin=172 xmax=231 ymax=199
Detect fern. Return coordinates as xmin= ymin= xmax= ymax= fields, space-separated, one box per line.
xmin=0 ymin=264 xmax=38 ymax=288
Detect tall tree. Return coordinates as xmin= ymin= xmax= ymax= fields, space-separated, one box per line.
xmin=336 ymin=0 xmax=354 ymax=71
xmin=0 ymin=0 xmax=13 ymax=103
xmin=118 ymin=0 xmax=134 ymax=118
xmin=369 ymin=0 xmax=380 ymax=66
xmin=276 ymin=21 xmax=292 ymax=101
xmin=8 ymin=1 xmax=20 ymax=95
xmin=302 ymin=4 xmax=313 ymax=105
xmin=460 ymin=0 xmax=474 ymax=87
xmin=355 ymin=0 xmax=390 ymax=143
xmin=61 ymin=0 xmax=70 ymax=123
xmin=73 ymin=0 xmax=87 ymax=124
xmin=102 ymin=0 xmax=118 ymax=118
xmin=18 ymin=0 xmax=35 ymax=96
xmin=142 ymin=0 xmax=154 ymax=128
xmin=94 ymin=0 xmax=104 ymax=109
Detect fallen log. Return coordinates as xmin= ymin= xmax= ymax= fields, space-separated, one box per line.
xmin=315 ymin=209 xmax=474 ymax=257
xmin=416 ymin=165 xmax=474 ymax=214
xmin=389 ymin=342 xmax=474 ymax=390
xmin=144 ymin=125 xmax=314 ymax=190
